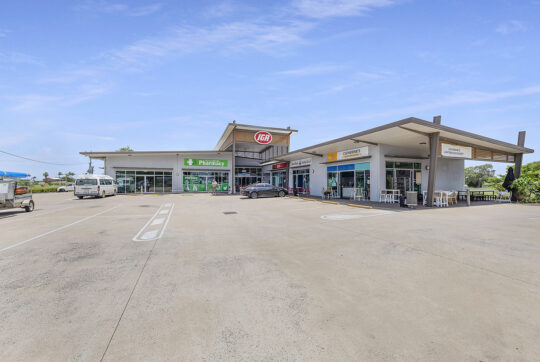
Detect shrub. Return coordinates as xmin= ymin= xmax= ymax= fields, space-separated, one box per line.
xmin=512 ymin=176 xmax=540 ymax=203
xmin=29 ymin=185 xmax=60 ymax=193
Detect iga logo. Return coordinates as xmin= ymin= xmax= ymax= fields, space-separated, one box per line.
xmin=254 ymin=131 xmax=272 ymax=144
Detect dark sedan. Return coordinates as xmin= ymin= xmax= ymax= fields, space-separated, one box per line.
xmin=241 ymin=183 xmax=288 ymax=199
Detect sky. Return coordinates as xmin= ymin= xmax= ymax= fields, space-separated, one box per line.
xmin=1 ymin=0 xmax=539 ymax=179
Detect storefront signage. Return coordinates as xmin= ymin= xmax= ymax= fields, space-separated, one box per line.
xmin=254 ymin=131 xmax=272 ymax=144
xmin=184 ymin=158 xmax=228 ymax=167
xmin=290 ymin=158 xmax=311 ymax=168
xmin=272 ymin=162 xmax=287 ymax=170
xmin=441 ymin=144 xmax=472 ymax=159
xmin=327 ymin=146 xmax=369 ymax=162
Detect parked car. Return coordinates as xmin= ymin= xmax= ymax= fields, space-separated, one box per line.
xmin=57 ymin=184 xmax=74 ymax=192
xmin=74 ymin=174 xmax=116 ymax=199
xmin=241 ymin=183 xmax=288 ymax=199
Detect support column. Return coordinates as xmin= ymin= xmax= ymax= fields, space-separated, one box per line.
xmin=426 ymin=115 xmax=441 ymax=207
xmin=231 ymin=123 xmax=236 ymax=194
xmin=514 ymin=131 xmax=526 ymax=178
xmin=426 ymin=132 xmax=440 ymax=207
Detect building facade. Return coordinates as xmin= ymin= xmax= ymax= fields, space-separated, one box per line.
xmin=81 ymin=122 xmax=296 ymax=194
xmin=81 ymin=117 xmax=534 ymax=206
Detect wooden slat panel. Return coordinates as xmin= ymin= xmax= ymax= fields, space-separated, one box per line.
xmin=475 ymin=148 xmax=492 ymax=160
xmin=233 ymin=130 xmax=290 ymax=146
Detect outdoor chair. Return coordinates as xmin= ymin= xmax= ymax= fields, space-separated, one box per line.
xmin=448 ymin=191 xmax=458 ymax=205
xmin=497 ymin=191 xmax=511 ymax=202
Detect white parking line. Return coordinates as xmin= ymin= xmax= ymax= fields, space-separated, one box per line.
xmin=1 ymin=206 xmax=120 ymax=252
xmin=0 ymin=205 xmax=80 ymax=226
xmin=133 ymin=203 xmax=175 ymax=242
xmin=151 ymin=218 xmax=165 ymax=226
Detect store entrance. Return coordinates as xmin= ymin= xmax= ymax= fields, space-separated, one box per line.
xmin=136 ymin=175 xmax=155 ymax=193
xmin=395 ymin=169 xmax=413 ymax=196
xmin=339 ymin=171 xmax=355 ymax=198
xmin=292 ymin=169 xmax=310 ymax=194
xmin=183 ymin=171 xmax=229 ymax=192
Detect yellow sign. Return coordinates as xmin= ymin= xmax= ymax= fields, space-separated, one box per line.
xmin=327 ymin=152 xmax=337 ymax=162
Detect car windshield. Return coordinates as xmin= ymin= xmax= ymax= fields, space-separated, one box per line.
xmin=76 ymin=179 xmax=97 ymax=185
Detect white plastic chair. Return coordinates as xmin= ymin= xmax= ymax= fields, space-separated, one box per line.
xmin=379 ymin=190 xmax=390 ymax=203
xmin=498 ymin=191 xmax=511 ymax=202
xmin=439 ymin=191 xmax=449 ymax=207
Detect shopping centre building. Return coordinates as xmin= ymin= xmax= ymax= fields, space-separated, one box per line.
xmin=80 ymin=117 xmax=534 ymax=206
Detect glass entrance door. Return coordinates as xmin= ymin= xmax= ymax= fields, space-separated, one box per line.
xmin=136 ymin=176 xmax=145 ymax=193
xmin=339 ymin=171 xmax=355 ymax=198
xmin=395 ymin=169 xmax=413 ymax=195
xmin=135 ymin=175 xmax=155 ymax=193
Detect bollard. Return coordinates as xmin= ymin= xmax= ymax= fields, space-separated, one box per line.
xmin=466 ymin=189 xmax=470 ymax=206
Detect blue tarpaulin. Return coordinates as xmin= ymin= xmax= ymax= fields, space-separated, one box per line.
xmin=0 ymin=171 xmax=29 ymax=178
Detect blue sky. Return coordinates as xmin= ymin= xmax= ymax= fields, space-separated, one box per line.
xmin=1 ymin=0 xmax=539 ymax=179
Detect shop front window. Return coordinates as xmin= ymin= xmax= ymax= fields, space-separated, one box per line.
xmin=183 ymin=171 xmax=229 ymax=192
xmin=292 ymin=169 xmax=310 ymax=193
xmin=235 ymin=167 xmax=262 ymax=191
xmin=115 ymin=170 xmax=170 ymax=193
xmin=386 ymin=162 xmax=422 ymax=194
xmin=271 ymin=170 xmax=286 ymax=187
xmin=327 ymin=162 xmax=371 ymax=200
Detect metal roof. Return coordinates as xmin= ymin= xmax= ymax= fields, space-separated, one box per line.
xmin=80 ymin=150 xmax=230 ymax=160
xmin=277 ymin=117 xmax=533 ymax=161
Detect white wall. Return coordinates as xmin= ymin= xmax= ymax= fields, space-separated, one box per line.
xmin=102 ymin=153 xmax=233 ymax=193
xmin=434 ymin=158 xmax=465 ymax=191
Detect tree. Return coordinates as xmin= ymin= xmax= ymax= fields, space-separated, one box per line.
xmin=522 ymin=161 xmax=540 ymax=178
xmin=43 ymin=171 xmax=49 ymax=179
xmin=58 ymin=171 xmax=63 ymax=178
xmin=65 ymin=171 xmax=76 ymax=182
xmin=116 ymin=146 xmax=134 ymax=152
xmin=465 ymin=164 xmax=495 ymax=188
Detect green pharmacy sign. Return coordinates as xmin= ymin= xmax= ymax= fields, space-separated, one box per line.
xmin=184 ymin=158 xmax=228 ymax=167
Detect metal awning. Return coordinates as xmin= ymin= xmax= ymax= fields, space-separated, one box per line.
xmin=80 ymin=150 xmax=231 ymax=160
xmin=276 ymin=117 xmax=533 ymax=163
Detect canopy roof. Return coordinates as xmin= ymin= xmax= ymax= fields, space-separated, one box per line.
xmin=214 ymin=122 xmax=297 ymax=151
xmin=276 ymin=117 xmax=534 ymax=162
xmin=80 ymin=150 xmax=229 ymax=160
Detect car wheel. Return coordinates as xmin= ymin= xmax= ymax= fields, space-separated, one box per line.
xmin=250 ymin=192 xmax=258 ymax=199
xmin=101 ymin=191 xmax=106 ymax=198
xmin=24 ymin=200 xmax=34 ymax=212
xmin=278 ymin=190 xmax=285 ymax=197
xmin=78 ymin=196 xmax=84 ymax=199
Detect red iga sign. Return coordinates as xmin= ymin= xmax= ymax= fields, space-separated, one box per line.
xmin=254 ymin=131 xmax=272 ymax=144
xmin=272 ymin=162 xmax=287 ymax=170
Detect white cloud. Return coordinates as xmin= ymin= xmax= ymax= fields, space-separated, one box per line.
xmin=204 ymin=2 xmax=237 ymax=18
xmin=496 ymin=20 xmax=526 ymax=35
xmin=0 ymin=51 xmax=42 ymax=66
xmin=5 ymin=83 xmax=111 ymax=112
xmin=109 ymin=21 xmax=314 ymax=66
xmin=350 ymin=85 xmax=540 ymax=121
xmin=293 ymin=0 xmax=395 ymax=18
xmin=75 ymin=1 xmax=163 ymax=16
xmin=38 ymin=69 xmax=100 ymax=84
xmin=128 ymin=3 xmax=163 ymax=16
xmin=276 ymin=64 xmax=341 ymax=76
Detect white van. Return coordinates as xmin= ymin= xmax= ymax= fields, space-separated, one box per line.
xmin=74 ymin=174 xmax=117 ymax=199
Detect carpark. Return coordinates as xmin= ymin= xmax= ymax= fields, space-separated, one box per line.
xmin=1 ymin=192 xmax=540 ymax=360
